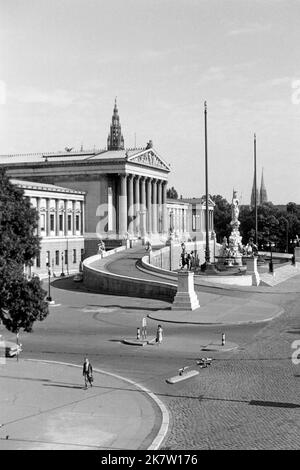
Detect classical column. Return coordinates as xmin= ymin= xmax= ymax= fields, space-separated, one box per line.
xmin=64 ymin=200 xmax=68 ymax=236
xmin=80 ymin=200 xmax=85 ymax=235
xmin=119 ymin=174 xmax=128 ymax=237
xmin=72 ymin=200 xmax=76 ymax=235
xmin=134 ymin=175 xmax=140 ymax=236
xmin=157 ymin=180 xmax=162 ymax=234
xmin=127 ymin=174 xmax=134 ymax=236
xmin=46 ymin=198 xmax=50 ymax=237
xmin=151 ymin=179 xmax=157 ymax=234
xmin=146 ymin=178 xmax=152 ymax=235
xmin=55 ymin=199 xmax=59 ymax=236
xmin=162 ymin=181 xmax=168 ymax=234
xmin=36 ymin=197 xmax=41 ymax=236
xmin=140 ymin=177 xmax=146 ymax=238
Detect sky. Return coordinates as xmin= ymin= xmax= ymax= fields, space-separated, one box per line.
xmin=1 ymin=0 xmax=300 ymax=204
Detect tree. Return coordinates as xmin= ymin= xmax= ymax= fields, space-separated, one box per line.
xmin=0 ymin=168 xmax=49 ymax=333
xmin=167 ymin=186 xmax=178 ymax=199
xmin=211 ymin=194 xmax=232 ymax=241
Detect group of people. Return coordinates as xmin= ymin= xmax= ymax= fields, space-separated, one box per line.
xmin=180 ymin=243 xmax=198 ymax=270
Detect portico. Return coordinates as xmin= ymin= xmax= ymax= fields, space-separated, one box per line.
xmin=1 ymin=146 xmax=170 ymax=254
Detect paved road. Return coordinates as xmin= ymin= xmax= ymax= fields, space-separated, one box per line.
xmin=1 ymin=272 xmax=300 ymax=449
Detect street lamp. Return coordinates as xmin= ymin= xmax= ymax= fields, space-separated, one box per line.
xmin=60 ymin=252 xmax=65 ymax=277
xmin=204 ymin=101 xmax=210 ymax=265
xmin=169 ymin=209 xmax=174 ymax=235
xmin=290 ymin=237 xmax=298 ymax=265
xmin=211 ymin=230 xmax=216 ymax=263
xmin=266 ymin=241 xmax=275 ymax=273
xmin=46 ymin=262 xmax=52 ymax=302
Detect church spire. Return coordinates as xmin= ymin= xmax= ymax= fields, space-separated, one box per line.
xmin=107 ymin=98 xmax=125 ymax=150
xmin=260 ymin=167 xmax=268 ymax=205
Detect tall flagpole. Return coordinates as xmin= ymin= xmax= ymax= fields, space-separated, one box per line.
xmin=204 ymin=101 xmax=210 ymax=264
xmin=254 ymin=133 xmax=258 ymax=246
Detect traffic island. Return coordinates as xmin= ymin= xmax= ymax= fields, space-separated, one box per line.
xmin=166 ymin=367 xmax=199 ymax=384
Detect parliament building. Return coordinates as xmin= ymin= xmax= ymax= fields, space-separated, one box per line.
xmin=0 ymin=100 xmax=214 ymax=275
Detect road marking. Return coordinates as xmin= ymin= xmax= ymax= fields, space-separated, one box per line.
xmin=26 ymin=358 xmax=169 ymax=450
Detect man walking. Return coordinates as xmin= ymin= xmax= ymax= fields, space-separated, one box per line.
xmin=83 ymin=356 xmax=93 ymax=389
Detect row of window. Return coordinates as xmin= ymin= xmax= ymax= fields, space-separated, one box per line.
xmin=36 ymin=249 xmax=84 ymax=268
xmin=40 ymin=214 xmax=81 ymax=232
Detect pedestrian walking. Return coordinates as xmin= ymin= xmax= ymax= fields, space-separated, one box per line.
xmin=156 ymin=325 xmax=163 ymax=345
xmin=83 ymin=356 xmax=93 ymax=388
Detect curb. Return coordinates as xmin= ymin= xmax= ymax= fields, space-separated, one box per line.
xmin=25 ymin=358 xmax=169 ymax=451
xmin=147 ymin=307 xmax=284 ymax=326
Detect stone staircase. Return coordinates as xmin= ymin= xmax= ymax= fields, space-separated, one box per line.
xmin=260 ymin=262 xmax=300 ymax=287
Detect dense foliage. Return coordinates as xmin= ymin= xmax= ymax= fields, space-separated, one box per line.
xmin=0 ymin=168 xmax=49 ymax=333
xmin=167 ymin=186 xmax=178 ymax=199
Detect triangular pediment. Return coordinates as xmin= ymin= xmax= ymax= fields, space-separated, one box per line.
xmin=127 ymin=149 xmax=170 ymax=172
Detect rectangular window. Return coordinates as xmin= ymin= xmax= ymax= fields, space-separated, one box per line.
xmin=81 ymin=249 xmax=84 ymax=261
xmin=64 ymin=250 xmax=68 ymax=264
xmin=36 ymin=251 xmax=41 ymax=268
xmin=50 ymin=214 xmax=55 ymax=231
xmin=59 ymin=214 xmax=63 ymax=231
xmin=55 ymin=250 xmax=59 ymax=265
xmin=68 ymin=214 xmax=72 ymax=231
xmin=73 ymin=249 xmax=76 ymax=263
xmin=76 ymin=215 xmax=80 ymax=231
xmin=40 ymin=213 xmax=45 ymax=231
xmin=46 ymin=251 xmax=50 ymax=267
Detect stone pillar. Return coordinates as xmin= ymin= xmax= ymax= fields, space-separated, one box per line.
xmin=152 ymin=179 xmax=157 ymax=234
xmin=162 ymin=181 xmax=168 ymax=235
xmin=172 ymin=271 xmax=200 ymax=311
xmin=127 ymin=174 xmax=134 ymax=236
xmin=36 ymin=197 xmax=41 ymax=236
xmin=157 ymin=180 xmax=162 ymax=234
xmin=140 ymin=177 xmax=146 ymax=238
xmin=119 ymin=174 xmax=128 ymax=237
xmin=146 ymin=178 xmax=152 ymax=235
xmin=134 ymin=175 xmax=140 ymax=236
xmin=55 ymin=199 xmax=59 ymax=236
xmin=245 ymin=257 xmax=260 ymax=286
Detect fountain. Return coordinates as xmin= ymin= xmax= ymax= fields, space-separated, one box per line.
xmin=216 ymin=190 xmax=244 ymax=269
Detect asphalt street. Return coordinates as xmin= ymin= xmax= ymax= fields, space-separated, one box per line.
xmin=2 ymin=274 xmax=299 ymax=449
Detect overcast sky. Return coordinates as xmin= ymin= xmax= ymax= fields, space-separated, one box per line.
xmin=1 ymin=0 xmax=300 ymax=204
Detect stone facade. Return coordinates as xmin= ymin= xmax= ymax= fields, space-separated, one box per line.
xmin=11 ymin=179 xmax=85 ymax=277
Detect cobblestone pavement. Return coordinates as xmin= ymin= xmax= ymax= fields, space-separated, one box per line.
xmin=163 ymin=293 xmax=300 ymax=449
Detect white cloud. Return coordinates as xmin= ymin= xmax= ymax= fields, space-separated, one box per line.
xmin=228 ymin=23 xmax=272 ymax=36
xmin=8 ymin=87 xmax=93 ymax=107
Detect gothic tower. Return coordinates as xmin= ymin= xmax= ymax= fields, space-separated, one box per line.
xmin=107 ymin=98 xmax=125 ymax=150
xmin=260 ymin=168 xmax=268 ymax=205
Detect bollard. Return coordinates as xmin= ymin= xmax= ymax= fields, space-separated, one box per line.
xmin=221 ymin=333 xmax=225 ymax=346
xmin=142 ymin=317 xmax=147 ymax=340
xmin=137 ymin=327 xmax=141 ymax=340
